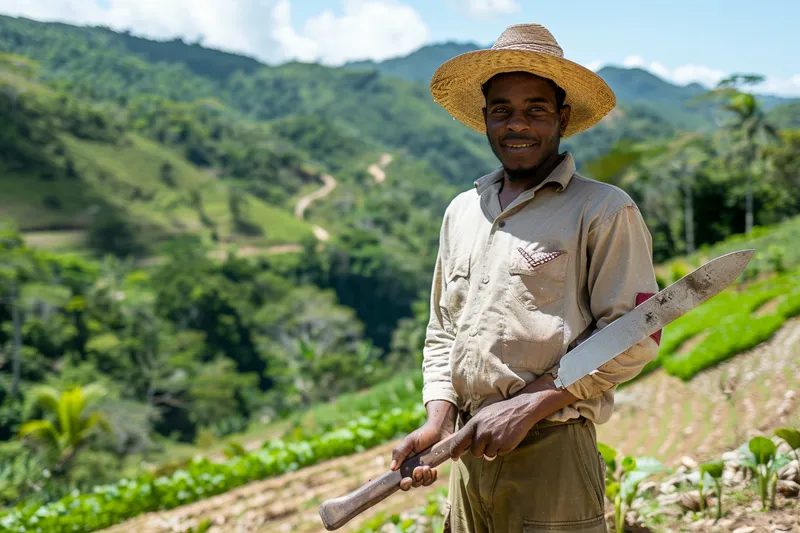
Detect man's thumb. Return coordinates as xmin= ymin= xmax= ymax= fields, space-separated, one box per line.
xmin=390 ymin=435 xmax=415 ymax=471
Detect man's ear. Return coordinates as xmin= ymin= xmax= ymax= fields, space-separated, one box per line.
xmin=482 ymin=106 xmax=487 ymax=124
xmin=559 ymin=105 xmax=571 ymax=136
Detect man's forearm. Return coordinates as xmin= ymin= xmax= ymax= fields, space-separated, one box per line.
xmin=518 ymin=373 xmax=579 ymax=425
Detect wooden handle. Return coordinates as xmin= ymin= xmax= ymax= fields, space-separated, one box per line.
xmin=318 ymin=429 xmax=463 ymax=530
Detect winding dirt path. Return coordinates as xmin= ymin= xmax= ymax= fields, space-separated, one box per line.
xmin=367 ymin=153 xmax=393 ymax=183
xmin=294 ymin=173 xmax=337 ymax=220
xmin=293 ymin=173 xmax=337 ymax=244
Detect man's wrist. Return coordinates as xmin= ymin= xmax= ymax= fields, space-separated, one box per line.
xmin=519 ymin=374 xmax=579 ymax=424
xmin=425 ymin=400 xmax=457 ymax=431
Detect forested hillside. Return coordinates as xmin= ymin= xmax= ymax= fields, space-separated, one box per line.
xmin=1 ymin=14 xmax=799 ymax=527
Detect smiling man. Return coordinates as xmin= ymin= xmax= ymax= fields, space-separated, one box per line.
xmin=388 ymin=24 xmax=661 ymax=532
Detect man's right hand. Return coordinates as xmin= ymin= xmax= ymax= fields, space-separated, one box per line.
xmin=390 ymin=400 xmax=456 ymax=491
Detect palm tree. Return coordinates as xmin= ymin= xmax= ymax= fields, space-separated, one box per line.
xmin=18 ymin=384 xmax=111 ymax=474
xmin=709 ymin=75 xmax=780 ymax=233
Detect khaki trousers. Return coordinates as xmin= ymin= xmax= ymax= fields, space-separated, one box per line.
xmin=444 ymin=416 xmax=608 ymax=533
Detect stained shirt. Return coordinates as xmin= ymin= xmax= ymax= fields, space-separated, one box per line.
xmin=421 ymin=152 xmax=660 ymax=424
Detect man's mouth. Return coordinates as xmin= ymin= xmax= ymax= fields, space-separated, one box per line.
xmin=502 ymin=142 xmax=537 ymax=153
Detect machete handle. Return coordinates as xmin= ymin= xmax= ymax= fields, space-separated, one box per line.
xmin=318 ymin=428 xmax=464 ymax=530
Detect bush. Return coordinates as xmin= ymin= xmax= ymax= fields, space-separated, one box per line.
xmin=86 ymin=207 xmax=145 ymax=258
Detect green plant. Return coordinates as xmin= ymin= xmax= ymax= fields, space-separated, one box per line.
xmin=698 ymin=460 xmax=724 ymax=520
xmin=223 ymin=441 xmax=246 ymax=459
xmin=737 ymin=436 xmax=791 ymax=510
xmin=17 ymin=384 xmax=112 ymax=475
xmin=598 ymin=442 xmax=668 ymax=533
xmin=775 ymin=428 xmax=800 ymax=462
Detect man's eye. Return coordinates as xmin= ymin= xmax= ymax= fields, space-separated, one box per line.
xmin=529 ymin=106 xmax=546 ymax=113
xmin=492 ymin=108 xmax=508 ymax=114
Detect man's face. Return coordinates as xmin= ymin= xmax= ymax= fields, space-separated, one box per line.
xmin=482 ymin=72 xmax=570 ymax=180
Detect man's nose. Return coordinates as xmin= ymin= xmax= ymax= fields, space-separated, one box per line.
xmin=506 ymin=111 xmax=531 ymax=132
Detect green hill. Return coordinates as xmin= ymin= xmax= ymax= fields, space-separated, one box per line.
xmin=345 ymin=41 xmax=481 ymax=84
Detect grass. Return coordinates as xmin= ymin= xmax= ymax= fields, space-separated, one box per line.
xmin=64 ymin=134 xmax=314 ymax=246
xmin=4 ymin=132 xmax=315 ymax=256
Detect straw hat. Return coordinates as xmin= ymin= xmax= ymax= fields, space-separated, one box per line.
xmin=430 ymin=24 xmax=615 ymax=138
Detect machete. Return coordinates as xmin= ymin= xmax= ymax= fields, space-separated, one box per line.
xmin=318 ymin=249 xmax=754 ymax=530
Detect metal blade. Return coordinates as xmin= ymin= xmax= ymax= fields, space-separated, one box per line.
xmin=554 ymin=249 xmax=755 ymax=390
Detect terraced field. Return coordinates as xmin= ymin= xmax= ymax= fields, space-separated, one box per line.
xmin=98 ymin=318 xmax=800 ymax=533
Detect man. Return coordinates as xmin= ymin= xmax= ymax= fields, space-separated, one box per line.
xmin=388 ymin=24 xmax=661 ymax=533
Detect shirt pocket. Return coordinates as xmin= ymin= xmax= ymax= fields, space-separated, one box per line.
xmin=508 ymin=246 xmax=568 ymax=311
xmin=443 ymin=252 xmax=470 ymax=327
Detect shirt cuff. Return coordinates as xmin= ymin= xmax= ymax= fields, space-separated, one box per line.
xmin=422 ymin=382 xmax=460 ymax=408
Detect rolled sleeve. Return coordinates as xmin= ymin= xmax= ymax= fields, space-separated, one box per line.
xmin=564 ymin=204 xmax=660 ymax=401
xmin=421 ymin=249 xmax=460 ymax=408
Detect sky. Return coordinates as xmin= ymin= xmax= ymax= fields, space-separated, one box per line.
xmin=2 ymin=0 xmax=799 ymax=96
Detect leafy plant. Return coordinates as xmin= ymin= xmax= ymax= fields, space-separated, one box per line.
xmin=737 ymin=436 xmax=791 ymax=510
xmin=17 ymin=384 xmax=112 ymax=475
xmin=775 ymin=427 xmax=800 ymax=462
xmin=698 ymin=460 xmax=724 ymax=520
xmin=598 ymin=442 xmax=668 ymax=533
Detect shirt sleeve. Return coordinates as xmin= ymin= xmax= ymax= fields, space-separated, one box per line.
xmin=421 ymin=240 xmax=460 ymax=408
xmin=561 ymin=204 xmax=660 ymax=401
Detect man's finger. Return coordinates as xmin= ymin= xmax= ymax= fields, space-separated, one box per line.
xmin=423 ymin=468 xmax=438 ymax=486
xmin=391 ymin=436 xmax=415 ymax=471
xmin=413 ymin=466 xmax=426 ymax=485
xmin=470 ymin=431 xmax=489 ymax=458
xmin=399 ymin=477 xmax=412 ymax=491
xmin=483 ymin=440 xmax=501 ymax=460
xmin=449 ymin=423 xmax=475 ymax=461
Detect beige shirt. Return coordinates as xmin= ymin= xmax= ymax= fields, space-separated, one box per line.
xmin=421 ymin=152 xmax=659 ymax=424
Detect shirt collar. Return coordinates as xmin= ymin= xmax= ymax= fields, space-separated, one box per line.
xmin=473 ymin=151 xmax=576 ymax=195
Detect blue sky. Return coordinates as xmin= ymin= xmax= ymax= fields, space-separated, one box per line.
xmin=2 ymin=0 xmax=798 ymax=95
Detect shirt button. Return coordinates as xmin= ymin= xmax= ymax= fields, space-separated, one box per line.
xmin=499 ymin=221 xmax=506 ymax=228
xmin=481 ymin=275 xmax=490 ymax=284
xmin=469 ymin=328 xmax=478 ymax=337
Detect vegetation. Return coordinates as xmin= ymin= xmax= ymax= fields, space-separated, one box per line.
xmin=0 ymin=404 xmax=427 ymax=532
xmin=598 ymin=443 xmax=668 ymax=533
xmin=0 ymin=13 xmax=799 ymax=532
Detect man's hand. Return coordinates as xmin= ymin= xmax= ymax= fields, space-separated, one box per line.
xmin=450 ymin=373 xmax=580 ymax=461
xmin=449 ymin=395 xmax=537 ymax=461
xmin=390 ymin=400 xmax=455 ymax=491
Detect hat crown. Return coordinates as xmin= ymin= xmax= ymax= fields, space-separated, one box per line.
xmin=491 ymin=24 xmax=563 ymax=58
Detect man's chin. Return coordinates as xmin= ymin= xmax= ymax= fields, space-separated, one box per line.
xmin=504 ymin=164 xmax=541 ymax=182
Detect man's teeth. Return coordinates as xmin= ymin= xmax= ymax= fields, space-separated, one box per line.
xmin=506 ymin=144 xmax=533 ymax=148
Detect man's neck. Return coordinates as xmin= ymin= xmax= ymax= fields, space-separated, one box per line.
xmin=499 ymin=152 xmax=564 ymax=210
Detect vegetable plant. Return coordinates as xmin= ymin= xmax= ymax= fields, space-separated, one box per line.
xmin=698 ymin=460 xmax=724 ymax=520
xmin=775 ymin=427 xmax=800 ymax=462
xmin=737 ymin=436 xmax=791 ymax=510
xmin=598 ymin=442 xmax=668 ymax=533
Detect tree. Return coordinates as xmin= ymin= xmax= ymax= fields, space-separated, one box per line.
xmin=707 ymin=74 xmax=781 ymax=233
xmin=18 ymin=384 xmax=112 ymax=475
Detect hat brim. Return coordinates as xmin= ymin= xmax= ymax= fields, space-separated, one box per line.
xmin=429 ymin=49 xmax=615 ymax=138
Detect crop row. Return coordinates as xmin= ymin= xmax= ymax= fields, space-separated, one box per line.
xmin=638 ymin=267 xmax=800 ymax=381
xmin=0 ymin=405 xmax=427 ymax=533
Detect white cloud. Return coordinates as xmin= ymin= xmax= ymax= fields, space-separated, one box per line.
xmin=585 ymin=59 xmax=603 ymax=72
xmin=0 ymin=0 xmax=285 ymax=62
xmin=464 ymin=0 xmax=521 ymax=18
xmin=0 ymin=0 xmax=432 ymax=66
xmin=620 ymin=55 xmax=800 ymax=97
xmin=273 ymin=0 xmax=431 ymax=65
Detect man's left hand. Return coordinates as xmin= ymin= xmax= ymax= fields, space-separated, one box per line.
xmin=449 ymin=395 xmax=540 ymax=461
